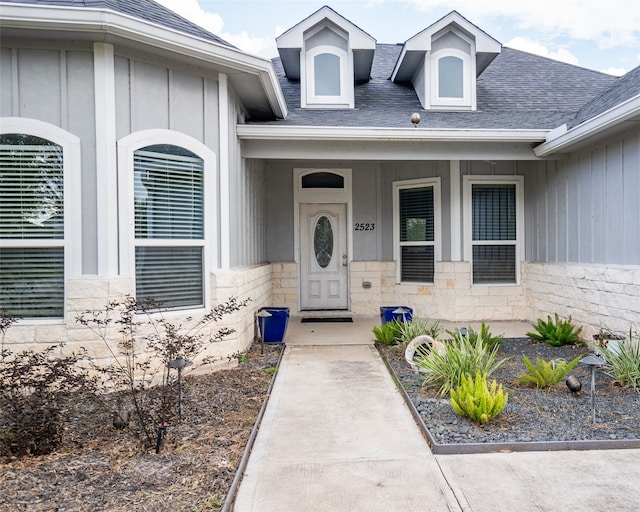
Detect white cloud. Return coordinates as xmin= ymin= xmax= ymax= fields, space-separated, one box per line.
xmin=155 ymin=0 xmax=277 ymax=58
xmin=403 ymin=0 xmax=640 ymax=48
xmin=220 ymin=31 xmax=277 ymax=58
xmin=505 ymin=37 xmax=579 ymax=65
xmin=155 ymin=0 xmax=223 ymax=35
xmin=600 ymin=67 xmax=626 ymax=77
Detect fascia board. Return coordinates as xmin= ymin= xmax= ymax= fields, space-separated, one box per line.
xmin=0 ymin=3 xmax=287 ymax=118
xmin=534 ymin=94 xmax=640 ymax=157
xmin=237 ymin=125 xmax=547 ymax=142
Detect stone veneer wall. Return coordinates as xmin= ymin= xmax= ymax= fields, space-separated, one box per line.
xmin=270 ymin=263 xmax=299 ymax=312
xmin=524 ymin=262 xmax=640 ymax=339
xmin=2 ymin=264 xmax=274 ymax=372
xmin=349 ymin=261 xmax=527 ymax=321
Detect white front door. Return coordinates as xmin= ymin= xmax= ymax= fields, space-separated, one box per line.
xmin=300 ymin=203 xmax=348 ymax=310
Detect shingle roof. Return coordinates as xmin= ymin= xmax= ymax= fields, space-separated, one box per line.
xmin=569 ymin=65 xmax=640 ymax=128
xmin=0 ymin=0 xmax=234 ymax=48
xmin=255 ymin=45 xmax=617 ymax=130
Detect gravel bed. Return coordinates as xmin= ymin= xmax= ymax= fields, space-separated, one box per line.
xmin=380 ymin=338 xmax=640 ymax=448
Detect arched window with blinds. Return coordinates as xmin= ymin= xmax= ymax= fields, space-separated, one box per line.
xmin=0 ymin=134 xmax=64 ymax=317
xmin=133 ymin=144 xmax=204 ymax=309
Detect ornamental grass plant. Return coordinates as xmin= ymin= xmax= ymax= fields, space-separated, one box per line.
xmin=414 ymin=328 xmax=505 ymax=397
xmin=595 ymin=329 xmax=640 ymax=391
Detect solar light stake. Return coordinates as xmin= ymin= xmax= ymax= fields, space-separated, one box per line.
xmin=169 ymin=356 xmax=193 ymax=421
xmin=579 ymin=354 xmax=605 ymax=423
xmin=257 ymin=309 xmax=272 ymax=355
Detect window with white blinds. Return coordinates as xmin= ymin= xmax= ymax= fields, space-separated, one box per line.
xmin=398 ymin=186 xmax=435 ymax=283
xmin=471 ymin=184 xmax=517 ymax=284
xmin=134 ymin=145 xmax=204 ymax=309
xmin=0 ymin=134 xmax=64 ymax=318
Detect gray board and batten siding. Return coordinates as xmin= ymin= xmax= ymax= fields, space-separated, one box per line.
xmin=0 ymin=39 xmax=223 ymax=274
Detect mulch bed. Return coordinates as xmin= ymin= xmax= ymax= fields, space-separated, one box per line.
xmin=0 ymin=343 xmax=282 ymax=512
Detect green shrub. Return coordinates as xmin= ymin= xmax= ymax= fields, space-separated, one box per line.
xmin=595 ymin=329 xmax=640 ymax=391
xmin=526 ymin=314 xmax=583 ymax=346
xmin=372 ymin=320 xmax=402 ymax=345
xmin=397 ymin=317 xmax=441 ymax=345
xmin=450 ymin=372 xmax=508 ymax=424
xmin=414 ymin=329 xmax=505 ymax=397
xmin=447 ymin=322 xmax=503 ymax=349
xmin=516 ymin=355 xmax=581 ymax=388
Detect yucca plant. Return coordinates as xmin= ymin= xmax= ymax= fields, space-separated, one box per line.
xmin=414 ymin=329 xmax=505 ymax=397
xmin=397 ymin=317 xmax=441 ymax=345
xmin=595 ymin=329 xmax=640 ymax=391
xmin=516 ymin=355 xmax=581 ymax=389
xmin=526 ymin=313 xmax=583 ymax=346
xmin=450 ymin=372 xmax=508 ymax=424
xmin=372 ymin=320 xmax=402 ymax=345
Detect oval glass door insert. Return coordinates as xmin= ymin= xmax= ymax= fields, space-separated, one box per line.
xmin=314 ymin=215 xmax=334 ymax=268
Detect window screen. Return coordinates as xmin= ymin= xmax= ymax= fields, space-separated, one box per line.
xmin=471 ymin=184 xmax=517 ymax=284
xmin=438 ymin=56 xmax=463 ymax=98
xmin=314 ymin=53 xmax=341 ymax=96
xmin=399 ymin=186 xmax=435 ymax=282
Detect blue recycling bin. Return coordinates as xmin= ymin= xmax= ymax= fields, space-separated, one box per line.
xmin=380 ymin=306 xmax=413 ymax=325
xmin=258 ymin=307 xmax=289 ymax=343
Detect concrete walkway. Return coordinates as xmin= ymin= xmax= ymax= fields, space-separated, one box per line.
xmin=233 ymin=317 xmax=640 ymax=511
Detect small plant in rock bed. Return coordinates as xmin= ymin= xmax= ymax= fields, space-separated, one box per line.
xmin=595 ymin=328 xmax=640 ymax=391
xmin=76 ymin=296 xmax=248 ymax=451
xmin=447 ymin=322 xmax=503 ymax=349
xmin=526 ymin=313 xmax=584 ymax=347
xmin=516 ymin=355 xmax=582 ymax=389
xmin=414 ymin=328 xmax=505 ymax=397
xmin=450 ymin=372 xmax=508 ymax=424
xmin=1 ymin=310 xmax=97 ymax=456
xmin=372 ymin=320 xmax=402 ymax=345
xmin=397 ymin=317 xmax=441 ymax=345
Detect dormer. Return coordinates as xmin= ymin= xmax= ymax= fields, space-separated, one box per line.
xmin=276 ymin=6 xmax=376 ymax=109
xmin=392 ymin=11 xmax=501 ymax=111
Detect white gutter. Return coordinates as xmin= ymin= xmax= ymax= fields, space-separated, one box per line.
xmin=0 ymin=3 xmax=287 ymax=119
xmin=534 ymin=93 xmax=640 ymax=157
xmin=237 ymin=125 xmax=548 ymax=142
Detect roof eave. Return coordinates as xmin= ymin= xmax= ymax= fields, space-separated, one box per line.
xmin=237 ymin=125 xmax=548 ymax=142
xmin=0 ymin=3 xmax=287 ymax=119
xmin=534 ymin=94 xmax=640 ymax=157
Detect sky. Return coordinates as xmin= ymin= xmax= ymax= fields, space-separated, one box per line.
xmin=156 ymin=0 xmax=640 ymax=76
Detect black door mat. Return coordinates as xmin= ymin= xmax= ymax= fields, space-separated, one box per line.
xmin=301 ymin=317 xmax=354 ymax=323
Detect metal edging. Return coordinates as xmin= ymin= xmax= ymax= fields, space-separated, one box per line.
xmin=221 ymin=343 xmax=286 ymax=512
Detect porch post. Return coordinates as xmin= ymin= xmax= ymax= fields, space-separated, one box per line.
xmin=450 ymin=160 xmax=462 ymax=261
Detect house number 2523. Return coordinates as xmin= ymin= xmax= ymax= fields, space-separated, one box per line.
xmin=355 ymin=223 xmax=375 ymax=231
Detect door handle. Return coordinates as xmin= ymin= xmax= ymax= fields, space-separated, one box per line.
xmin=342 ymin=254 xmax=347 ymax=266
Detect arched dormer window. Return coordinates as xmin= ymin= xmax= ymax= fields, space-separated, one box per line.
xmin=314 ymin=53 xmax=341 ymax=96
xmin=305 ymin=45 xmax=351 ymax=108
xmin=430 ymin=48 xmax=473 ymax=109
xmin=438 ymin=56 xmax=464 ymax=98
